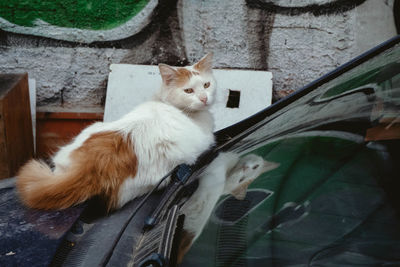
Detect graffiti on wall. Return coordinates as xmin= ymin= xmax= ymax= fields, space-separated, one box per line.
xmin=246 ymin=0 xmax=367 ymax=15
xmin=0 ymin=0 xmax=389 ymax=45
xmin=0 ymin=0 xmax=398 ymax=107
xmin=1 ymin=0 xmax=394 ymax=64
xmin=0 ymin=0 xmax=156 ymax=42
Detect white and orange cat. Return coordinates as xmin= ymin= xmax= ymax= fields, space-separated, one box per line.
xmin=17 ymin=53 xmax=216 ymax=212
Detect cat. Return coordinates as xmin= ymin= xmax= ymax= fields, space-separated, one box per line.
xmin=17 ymin=53 xmax=217 ymax=212
xmin=177 ymin=152 xmax=279 ymax=263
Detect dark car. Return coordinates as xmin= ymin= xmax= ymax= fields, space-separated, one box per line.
xmin=1 ymin=35 xmax=400 ymax=267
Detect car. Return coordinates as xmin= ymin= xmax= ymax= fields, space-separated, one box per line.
xmin=1 ymin=35 xmax=400 ymax=267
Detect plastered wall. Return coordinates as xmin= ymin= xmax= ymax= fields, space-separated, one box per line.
xmin=0 ymin=0 xmax=398 ymax=108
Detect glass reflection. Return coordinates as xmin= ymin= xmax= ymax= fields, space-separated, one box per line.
xmin=179 ymin=42 xmax=400 ymax=266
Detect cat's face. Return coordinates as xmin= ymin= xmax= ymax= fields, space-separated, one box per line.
xmin=225 ymin=154 xmax=279 ymax=200
xmin=158 ymin=53 xmax=217 ymax=112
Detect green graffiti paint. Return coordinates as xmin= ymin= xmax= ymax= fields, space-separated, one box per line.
xmin=0 ymin=0 xmax=149 ymax=30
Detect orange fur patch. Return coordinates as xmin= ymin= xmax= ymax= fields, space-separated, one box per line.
xmin=17 ymin=131 xmax=138 ymax=211
xmin=194 ymin=54 xmax=213 ymax=73
xmin=172 ymin=68 xmax=193 ymax=87
xmin=177 ymin=230 xmax=195 ymax=264
xmin=71 ymin=131 xmax=138 ymax=210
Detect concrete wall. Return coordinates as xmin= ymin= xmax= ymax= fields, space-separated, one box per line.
xmin=0 ymin=0 xmax=398 ymax=108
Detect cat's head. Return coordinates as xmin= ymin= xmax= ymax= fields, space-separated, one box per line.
xmin=224 ymin=154 xmax=279 ymax=200
xmin=157 ymin=53 xmax=217 ymax=112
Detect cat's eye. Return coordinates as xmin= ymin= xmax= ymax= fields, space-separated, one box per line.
xmin=204 ymin=82 xmax=210 ymax=88
xmin=239 ymin=177 xmax=245 ymax=183
xmin=184 ymin=88 xmax=194 ymax=94
xmin=252 ymin=164 xmax=260 ymax=170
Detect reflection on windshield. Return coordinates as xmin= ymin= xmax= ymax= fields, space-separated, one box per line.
xmin=179 ymin=42 xmax=400 ymax=266
xmin=178 ymin=152 xmax=279 ymax=263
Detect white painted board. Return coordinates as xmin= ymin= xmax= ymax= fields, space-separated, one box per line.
xmin=104 ymin=64 xmax=272 ymax=131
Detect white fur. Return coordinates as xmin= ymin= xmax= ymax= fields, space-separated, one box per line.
xmin=52 ymin=57 xmax=217 ymax=209
xmin=114 ymin=101 xmax=215 ymax=207
xmin=52 ymin=122 xmax=104 ymax=174
xmin=155 ymin=59 xmax=217 ymax=113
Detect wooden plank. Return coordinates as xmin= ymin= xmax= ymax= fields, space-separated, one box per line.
xmin=0 ymin=100 xmax=9 ymax=177
xmin=365 ymin=122 xmax=400 ymax=141
xmin=36 ymin=108 xmax=103 ymax=159
xmin=0 ymin=73 xmax=34 ymax=179
xmin=36 ymin=111 xmax=104 ymax=120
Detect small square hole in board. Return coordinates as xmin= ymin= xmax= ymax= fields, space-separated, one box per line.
xmin=226 ymin=90 xmax=240 ymax=108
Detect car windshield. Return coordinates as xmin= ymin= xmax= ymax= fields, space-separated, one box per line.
xmin=180 ymin=41 xmax=400 ymax=266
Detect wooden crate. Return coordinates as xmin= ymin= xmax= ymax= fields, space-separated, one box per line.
xmin=0 ymin=73 xmax=34 ymax=179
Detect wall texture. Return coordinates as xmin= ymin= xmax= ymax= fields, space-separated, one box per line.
xmin=0 ymin=0 xmax=398 ymax=108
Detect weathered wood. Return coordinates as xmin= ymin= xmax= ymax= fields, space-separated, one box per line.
xmin=365 ymin=120 xmax=400 ymax=141
xmin=0 ymin=73 xmax=34 ymax=179
xmin=36 ymin=107 xmax=103 ymax=159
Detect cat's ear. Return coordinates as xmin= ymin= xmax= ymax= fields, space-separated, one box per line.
xmin=262 ymin=160 xmax=280 ymax=173
xmin=194 ymin=53 xmax=213 ymax=73
xmin=159 ymin=63 xmax=177 ymax=86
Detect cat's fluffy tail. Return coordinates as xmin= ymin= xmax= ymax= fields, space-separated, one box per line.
xmin=17 ymin=131 xmax=138 ymax=211
xmin=16 ymin=159 xmax=99 ymax=210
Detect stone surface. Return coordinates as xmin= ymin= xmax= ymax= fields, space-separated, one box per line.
xmin=0 ymin=47 xmax=129 ymax=106
xmin=0 ymin=0 xmax=397 ymax=108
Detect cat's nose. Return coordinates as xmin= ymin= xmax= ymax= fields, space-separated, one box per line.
xmin=200 ymin=96 xmax=208 ymax=104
